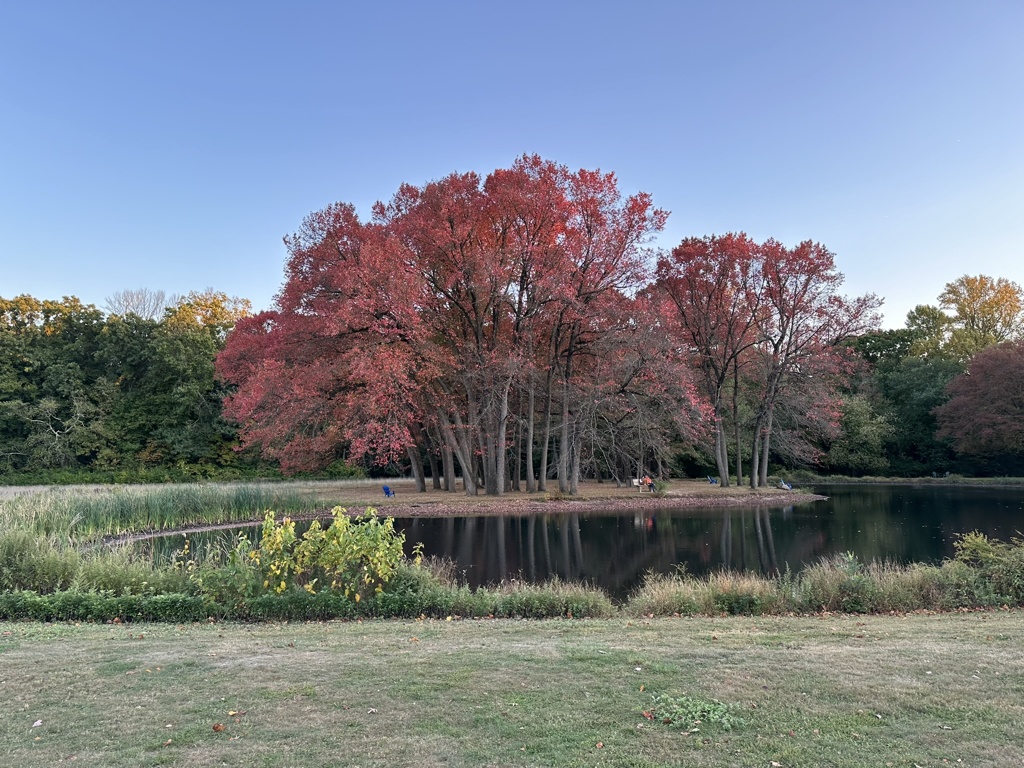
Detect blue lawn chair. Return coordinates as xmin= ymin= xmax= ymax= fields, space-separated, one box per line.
xmin=707 ymin=475 xmax=719 ymax=485
xmin=383 ymin=485 xmax=395 ymax=498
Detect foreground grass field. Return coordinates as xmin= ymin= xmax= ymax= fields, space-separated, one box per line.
xmin=2 ymin=612 xmax=1022 ymax=767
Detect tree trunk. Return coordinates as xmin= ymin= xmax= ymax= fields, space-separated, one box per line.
xmin=512 ymin=408 xmax=522 ymax=492
xmin=492 ymin=378 xmax=512 ymax=496
xmin=525 ymin=381 xmax=536 ymax=493
xmin=420 ymin=424 xmax=441 ymax=490
xmin=442 ymin=443 xmax=456 ymax=492
xmin=539 ymin=384 xmax=553 ymax=492
xmin=714 ymin=417 xmax=730 ymax=486
xmin=406 ymin=445 xmax=426 ymax=492
xmin=436 ymin=410 xmax=478 ymax=496
xmin=749 ymin=412 xmax=763 ymax=488
xmin=558 ymin=378 xmax=570 ymax=493
xmin=758 ymin=406 xmax=774 ymax=488
xmin=569 ymin=421 xmax=581 ymax=495
xmin=733 ymin=363 xmax=743 ymax=486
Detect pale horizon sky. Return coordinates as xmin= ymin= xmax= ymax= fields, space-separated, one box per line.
xmin=2 ymin=1 xmax=1022 ymax=329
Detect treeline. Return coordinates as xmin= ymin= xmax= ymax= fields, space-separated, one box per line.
xmin=215 ymin=156 xmax=1024 ymax=492
xmin=5 ymin=161 xmax=1023 ymax=487
xmin=0 ymin=290 xmax=264 ymax=481
xmin=840 ymin=275 xmax=1024 ymax=477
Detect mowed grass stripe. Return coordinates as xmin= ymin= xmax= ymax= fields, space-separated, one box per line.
xmin=2 ymin=612 xmax=1023 ymax=767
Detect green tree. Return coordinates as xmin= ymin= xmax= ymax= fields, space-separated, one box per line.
xmin=875 ymin=356 xmax=962 ymax=475
xmin=822 ymin=394 xmax=892 ymax=476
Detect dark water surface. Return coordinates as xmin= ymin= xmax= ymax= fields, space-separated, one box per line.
xmin=144 ymin=484 xmax=1024 ymax=600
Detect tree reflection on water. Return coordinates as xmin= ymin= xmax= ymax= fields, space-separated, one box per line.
xmin=136 ymin=485 xmax=1024 ymax=601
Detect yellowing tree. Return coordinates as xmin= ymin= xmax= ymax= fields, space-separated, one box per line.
xmin=938 ymin=275 xmax=1024 ymax=359
xmin=164 ymin=290 xmax=251 ymax=338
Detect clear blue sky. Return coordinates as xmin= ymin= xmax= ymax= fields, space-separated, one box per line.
xmin=2 ymin=1 xmax=1022 ymax=328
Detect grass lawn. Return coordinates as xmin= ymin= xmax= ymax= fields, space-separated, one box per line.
xmin=2 ymin=611 xmax=1022 ymax=767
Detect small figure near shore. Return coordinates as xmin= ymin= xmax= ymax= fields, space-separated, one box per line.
xmin=777 ymin=480 xmax=792 ymax=490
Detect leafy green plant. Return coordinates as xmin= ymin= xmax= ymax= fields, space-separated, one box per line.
xmin=189 ymin=534 xmax=261 ymax=607
xmin=647 ymin=693 xmax=743 ymax=731
xmin=249 ymin=507 xmax=413 ymax=600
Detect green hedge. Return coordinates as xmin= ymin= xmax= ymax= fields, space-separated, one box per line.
xmin=0 ymin=579 xmax=615 ymax=623
xmin=0 ymin=591 xmax=213 ymax=622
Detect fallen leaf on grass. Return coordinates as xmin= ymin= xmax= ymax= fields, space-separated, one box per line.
xmin=31 ymin=720 xmax=42 ymax=728
xmin=367 ymin=708 xmax=378 ymax=714
xmin=641 ymin=710 xmax=654 ymax=720
xmin=596 ymin=742 xmax=604 ymax=748
xmin=227 ymin=710 xmax=246 ymax=717
xmin=212 ymin=723 xmax=226 ymax=732
xmin=162 ymin=739 xmax=172 ymax=747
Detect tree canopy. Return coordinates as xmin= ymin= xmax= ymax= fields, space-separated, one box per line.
xmin=218 ymin=156 xmax=707 ymax=495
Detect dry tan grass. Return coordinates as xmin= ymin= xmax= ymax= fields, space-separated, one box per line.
xmin=2 ymin=612 xmax=1022 ymax=767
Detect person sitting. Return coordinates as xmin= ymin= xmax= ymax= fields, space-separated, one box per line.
xmin=641 ymin=474 xmax=654 ymax=492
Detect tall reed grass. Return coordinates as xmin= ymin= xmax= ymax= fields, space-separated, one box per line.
xmin=628 ymin=550 xmax=1008 ymax=616
xmin=0 ymin=484 xmax=324 ymax=598
xmin=0 ymin=484 xmax=319 ymax=542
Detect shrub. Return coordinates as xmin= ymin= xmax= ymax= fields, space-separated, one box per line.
xmin=954 ymin=531 xmax=1024 ymax=603
xmin=190 ymin=534 xmax=261 ymax=608
xmin=0 ymin=590 xmax=211 ymax=623
xmin=250 ymin=507 xmax=412 ymax=600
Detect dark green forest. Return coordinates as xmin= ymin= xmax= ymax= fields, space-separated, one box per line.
xmin=0 ymin=291 xmax=279 ymax=483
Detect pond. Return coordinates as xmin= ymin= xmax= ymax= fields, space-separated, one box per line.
xmin=137 ymin=484 xmax=1024 ymax=600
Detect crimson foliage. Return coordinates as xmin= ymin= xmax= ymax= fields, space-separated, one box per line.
xmin=217 ymin=156 xmax=702 ymax=494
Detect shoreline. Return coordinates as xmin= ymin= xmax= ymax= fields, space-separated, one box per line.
xmin=360 ymin=489 xmax=821 ymax=518
xmin=102 ymin=489 xmax=822 ymax=544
